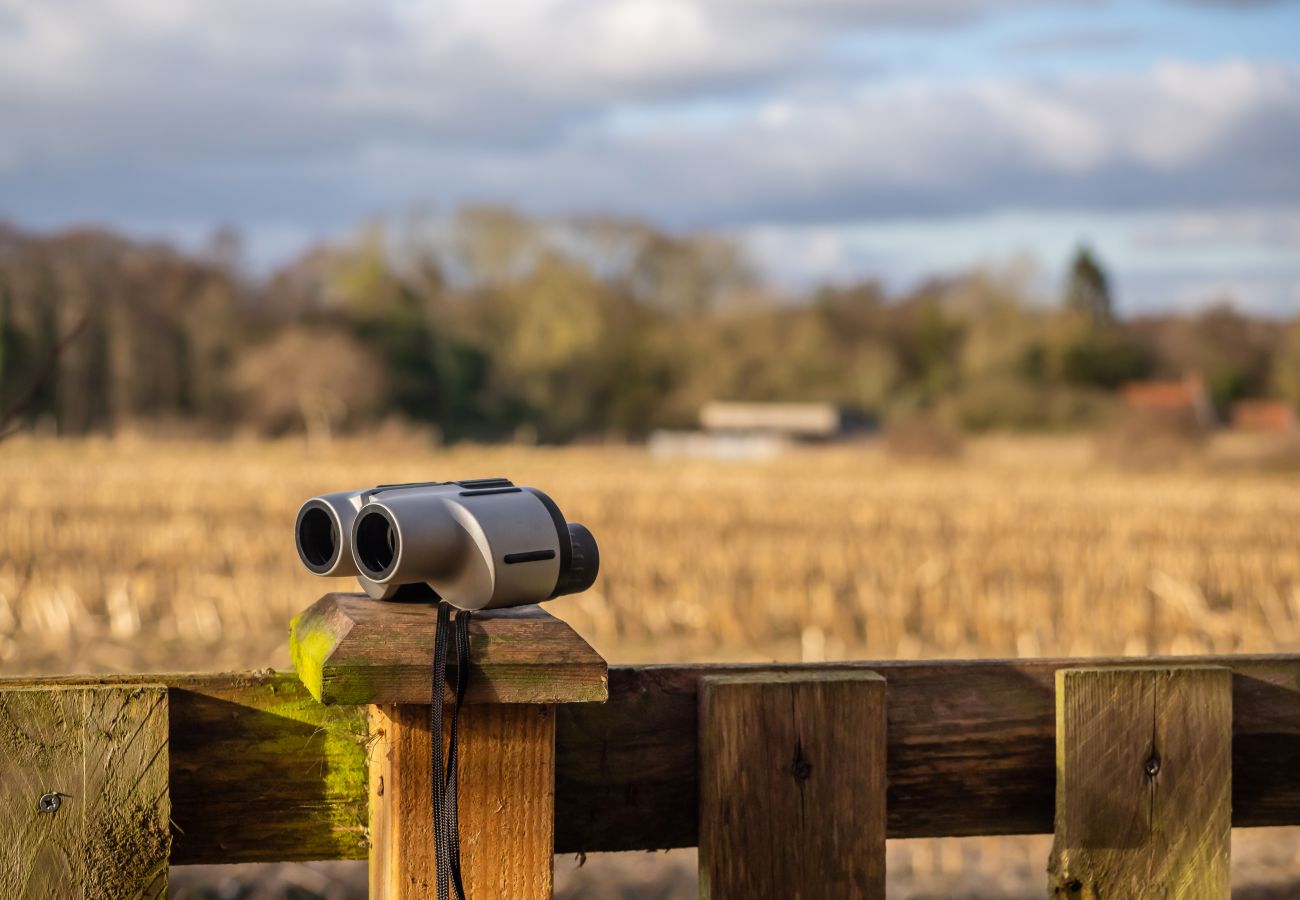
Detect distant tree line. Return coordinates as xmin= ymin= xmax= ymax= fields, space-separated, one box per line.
xmin=0 ymin=210 xmax=1294 ymax=441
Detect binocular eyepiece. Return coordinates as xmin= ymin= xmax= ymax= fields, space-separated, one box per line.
xmin=295 ymin=479 xmax=599 ymax=610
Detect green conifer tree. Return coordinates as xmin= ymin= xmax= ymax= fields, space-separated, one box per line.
xmin=1065 ymin=245 xmax=1113 ymax=326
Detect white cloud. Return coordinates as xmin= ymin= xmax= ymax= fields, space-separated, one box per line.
xmin=0 ymin=0 xmax=1048 ymax=169
xmin=0 ymin=0 xmax=1114 ymax=171
xmin=395 ymin=59 xmax=1299 ymax=225
xmin=0 ymin=0 xmax=1297 ymax=297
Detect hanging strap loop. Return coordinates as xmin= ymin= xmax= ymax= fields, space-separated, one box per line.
xmin=431 ymin=601 xmax=471 ymax=900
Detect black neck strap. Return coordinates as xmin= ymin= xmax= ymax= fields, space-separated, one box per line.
xmin=431 ymin=601 xmax=471 ymax=900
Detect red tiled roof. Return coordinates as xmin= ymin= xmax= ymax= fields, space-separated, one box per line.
xmin=1230 ymin=400 xmax=1298 ymax=433
xmin=1121 ymin=382 xmax=1201 ymax=410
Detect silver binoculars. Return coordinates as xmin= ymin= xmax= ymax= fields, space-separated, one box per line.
xmin=294 ymin=478 xmax=599 ymax=610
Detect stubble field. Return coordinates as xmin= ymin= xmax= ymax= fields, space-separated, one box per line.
xmin=2 ymin=434 xmax=1298 ymax=897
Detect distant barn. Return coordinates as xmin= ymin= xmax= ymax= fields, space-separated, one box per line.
xmin=1229 ymin=400 xmax=1298 ymax=434
xmin=1120 ymin=374 xmax=1214 ymax=429
xmin=650 ymin=401 xmax=873 ymax=459
xmin=699 ymin=402 xmax=872 ymax=441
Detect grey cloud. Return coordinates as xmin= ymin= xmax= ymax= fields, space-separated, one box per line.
xmin=3 ymin=59 xmax=1297 ymax=239
xmin=0 ymin=0 xmax=1096 ymax=171
xmin=0 ymin=1 xmax=1297 ymax=251
xmin=406 ymin=61 xmax=1300 ymax=225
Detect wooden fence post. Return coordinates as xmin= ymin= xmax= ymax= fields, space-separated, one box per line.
xmin=369 ymin=702 xmax=556 ymax=899
xmin=0 ymin=684 xmax=170 ymax=899
xmin=290 ymin=594 xmax=607 ymax=900
xmin=698 ymin=671 xmax=887 ymax=900
xmin=1049 ymin=666 xmax=1231 ymax=899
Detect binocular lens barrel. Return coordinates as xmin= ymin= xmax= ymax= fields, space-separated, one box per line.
xmin=297 ymin=506 xmax=336 ymax=569
xmin=294 ymin=492 xmax=364 ymax=578
xmin=354 ymin=508 xmax=397 ymax=579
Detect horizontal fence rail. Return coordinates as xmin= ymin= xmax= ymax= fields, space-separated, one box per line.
xmin=555 ymin=655 xmax=1300 ymax=853
xmin=0 ymin=670 xmax=369 ymax=865
xmin=4 ymin=653 xmax=1299 ymax=865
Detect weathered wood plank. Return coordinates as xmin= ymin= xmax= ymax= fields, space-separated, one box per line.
xmin=1048 ymin=667 xmax=1231 ymax=899
xmin=0 ymin=670 xmax=369 ymax=866
xmin=368 ymin=704 xmax=433 ymax=900
xmin=166 ymin=671 xmax=369 ymax=865
xmin=0 ymin=685 xmax=170 ymax=899
xmin=369 ymin=703 xmax=556 ymax=899
xmin=1 ymin=652 xmax=1298 ymax=864
xmin=554 ymin=654 xmax=1300 ymax=852
xmin=459 ymin=704 xmax=556 ymax=899
xmin=291 ymin=593 xmax=608 ymax=706
xmin=698 ymin=672 xmax=886 ymax=900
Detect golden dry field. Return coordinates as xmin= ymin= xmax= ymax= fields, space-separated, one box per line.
xmin=4 ymin=434 xmax=1300 ymax=675
xmin=3 ymin=433 xmax=1300 ymax=897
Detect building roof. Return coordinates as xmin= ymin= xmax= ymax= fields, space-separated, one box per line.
xmin=699 ymin=402 xmax=843 ymax=437
xmin=1230 ymin=400 xmax=1298 ymax=433
xmin=1121 ymin=379 xmax=1204 ymax=410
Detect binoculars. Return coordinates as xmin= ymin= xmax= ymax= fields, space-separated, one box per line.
xmin=294 ymin=478 xmax=599 ymax=610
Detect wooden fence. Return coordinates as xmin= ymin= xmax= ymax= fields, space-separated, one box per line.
xmin=3 ymin=594 xmax=1299 ymax=898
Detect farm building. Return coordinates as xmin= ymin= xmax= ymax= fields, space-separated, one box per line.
xmin=649 ymin=402 xmax=873 ymax=459
xmin=1120 ymin=373 xmax=1215 ymax=429
xmin=1230 ymin=399 xmax=1298 ymax=433
xmin=698 ymin=401 xmax=874 ymax=440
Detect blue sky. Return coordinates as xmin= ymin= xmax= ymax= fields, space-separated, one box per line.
xmin=0 ymin=0 xmax=1297 ymax=313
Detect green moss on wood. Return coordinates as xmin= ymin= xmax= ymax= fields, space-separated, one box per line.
xmin=0 ymin=671 xmax=369 ymax=865
xmin=289 ymin=611 xmax=338 ymax=704
xmin=249 ymin=676 xmax=369 ymax=850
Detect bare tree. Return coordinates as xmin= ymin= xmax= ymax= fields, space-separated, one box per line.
xmin=0 ymin=312 xmax=89 ymax=441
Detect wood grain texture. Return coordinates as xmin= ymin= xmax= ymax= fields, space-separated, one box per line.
xmin=0 ymin=685 xmax=170 ymax=899
xmin=368 ymin=704 xmax=433 ymax=900
xmin=1049 ymin=667 xmax=1231 ymax=899
xmin=459 ymin=704 xmax=556 ymax=899
xmin=698 ymin=672 xmax=885 ymax=900
xmin=554 ymin=654 xmax=1300 ymax=852
xmin=291 ymin=593 xmax=608 ymax=706
xmin=369 ymin=702 xmax=556 ymax=900
xmin=0 ymin=652 xmax=1297 ymax=864
xmin=0 ymin=670 xmax=368 ymax=866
